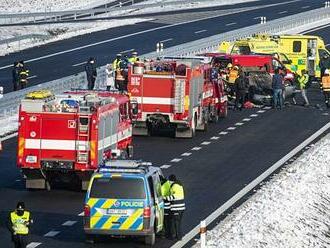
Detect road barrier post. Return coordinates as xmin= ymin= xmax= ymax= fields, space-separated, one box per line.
xmin=156 ymin=42 xmax=160 ymax=53
xmin=160 ymin=42 xmax=164 ymax=52
xmin=200 ymin=220 xmax=207 ymax=248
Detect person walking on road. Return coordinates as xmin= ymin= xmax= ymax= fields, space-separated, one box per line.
xmin=12 ymin=62 xmax=20 ymax=91
xmin=8 ymin=202 xmax=33 ymax=248
xmin=161 ymin=176 xmax=173 ymax=239
xmin=18 ymin=61 xmax=29 ymax=90
xmin=165 ymin=174 xmax=185 ymax=240
xmin=321 ymin=69 xmax=330 ymax=108
xmin=85 ymin=57 xmax=97 ymax=90
xmin=234 ymin=70 xmax=247 ymax=111
xmin=295 ymin=69 xmax=310 ymax=107
xmin=272 ymin=68 xmax=284 ymax=109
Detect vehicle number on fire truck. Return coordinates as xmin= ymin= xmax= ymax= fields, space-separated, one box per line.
xmin=131 ymin=77 xmax=141 ymax=86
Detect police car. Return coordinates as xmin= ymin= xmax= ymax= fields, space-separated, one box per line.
xmin=83 ymin=160 xmax=164 ymax=246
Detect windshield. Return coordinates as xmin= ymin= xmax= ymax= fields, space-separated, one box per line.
xmin=231 ymin=45 xmax=251 ymax=55
xmin=90 ymin=177 xmax=146 ymax=199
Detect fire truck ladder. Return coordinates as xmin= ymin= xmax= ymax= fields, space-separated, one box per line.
xmin=174 ymin=79 xmax=185 ymax=114
xmin=76 ymin=115 xmax=91 ymax=164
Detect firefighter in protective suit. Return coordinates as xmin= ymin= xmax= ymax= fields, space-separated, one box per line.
xmin=165 ymin=174 xmax=185 ymax=240
xmin=321 ymin=69 xmax=330 ymax=108
xmin=8 ymin=202 xmax=33 ymax=248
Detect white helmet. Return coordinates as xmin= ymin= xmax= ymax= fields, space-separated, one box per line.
xmin=325 ymin=69 xmax=330 ymax=75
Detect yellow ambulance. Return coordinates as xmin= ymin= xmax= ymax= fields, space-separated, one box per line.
xmin=219 ymin=34 xmax=330 ymax=79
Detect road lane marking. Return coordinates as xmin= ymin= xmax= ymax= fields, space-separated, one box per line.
xmin=301 ymin=5 xmax=310 ymax=9
xmin=27 ymin=243 xmax=42 ymax=248
xmin=250 ymin=114 xmax=258 ymax=117
xmin=0 ymin=0 xmax=301 ymax=71
xmin=235 ymin=122 xmax=244 ymax=126
xmin=44 ymin=231 xmax=60 ymax=237
xmin=171 ymin=158 xmax=182 ymax=162
xmin=226 ymin=22 xmax=236 ymax=26
xmin=257 ymin=110 xmax=266 ymax=113
xmin=161 ymin=164 xmax=172 ymax=169
xmin=263 ymin=106 xmax=272 ymax=110
xmin=171 ymin=121 xmax=330 ymax=248
xmin=181 ymin=152 xmax=192 ymax=156
xmin=210 ymin=136 xmax=220 ymax=140
xmin=191 ymin=147 xmax=202 ymax=151
xmin=278 ymin=11 xmax=288 ymax=14
xmin=227 ymin=127 xmax=236 ymax=130
xmin=201 ymin=141 xmax=211 ymax=145
xmin=119 ymin=48 xmax=135 ymax=54
xmin=15 ymin=179 xmax=21 ymax=182
xmin=326 ymin=44 xmax=330 ymax=47
xmin=160 ymin=38 xmax=173 ymax=43
xmin=27 ymin=75 xmax=37 ymax=79
xmin=72 ymin=61 xmax=86 ymax=67
xmin=194 ymin=29 xmax=207 ymax=34
xmin=243 ymin=118 xmax=251 ymax=122
xmin=253 ymin=16 xmax=263 ymax=19
xmin=219 ymin=131 xmax=228 ymax=135
xmin=62 ymin=221 xmax=77 ymax=226
xmin=78 ymin=212 xmax=84 ymax=216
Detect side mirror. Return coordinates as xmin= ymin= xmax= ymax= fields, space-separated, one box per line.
xmin=131 ymin=101 xmax=138 ymax=115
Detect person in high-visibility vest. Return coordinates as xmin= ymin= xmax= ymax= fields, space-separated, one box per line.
xmin=8 ymin=202 xmax=33 ymax=248
xmin=321 ymin=69 xmax=330 ymax=108
xmin=161 ymin=176 xmax=173 ymax=238
xmin=165 ymin=174 xmax=185 ymax=240
xmin=112 ymin=54 xmax=122 ymax=70
xmin=128 ymin=51 xmax=139 ymax=64
xmin=18 ymin=61 xmax=29 ymax=90
xmin=296 ymin=69 xmax=310 ymax=106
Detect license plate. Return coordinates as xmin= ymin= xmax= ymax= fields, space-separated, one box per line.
xmin=107 ymin=209 xmax=129 ymax=215
xmin=26 ymin=156 xmax=37 ymax=163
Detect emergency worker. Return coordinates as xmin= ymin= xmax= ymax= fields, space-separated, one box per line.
xmin=295 ymin=69 xmax=310 ymax=106
xmin=165 ymin=174 xmax=185 ymax=240
xmin=272 ymin=68 xmax=284 ymax=109
xmin=8 ymin=202 xmax=33 ymax=248
xmin=234 ymin=71 xmax=247 ymax=111
xmin=19 ymin=61 xmax=29 ymax=89
xmin=85 ymin=57 xmax=97 ymax=90
xmin=128 ymin=51 xmax=139 ymax=64
xmin=112 ymin=54 xmax=122 ymax=70
xmin=12 ymin=61 xmax=20 ymax=91
xmin=161 ymin=176 xmax=172 ymax=238
xmin=321 ymin=69 xmax=330 ymax=108
xmin=228 ymin=65 xmax=239 ymax=84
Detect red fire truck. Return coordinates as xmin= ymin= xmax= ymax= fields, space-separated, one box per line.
xmin=128 ymin=58 xmax=227 ymax=138
xmin=17 ymin=90 xmax=136 ymax=190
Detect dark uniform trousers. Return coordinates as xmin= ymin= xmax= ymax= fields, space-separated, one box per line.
xmin=12 ymin=234 xmax=28 ymax=248
xmin=171 ymin=211 xmax=184 ymax=240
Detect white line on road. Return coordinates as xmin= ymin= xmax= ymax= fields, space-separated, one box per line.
xmin=119 ymin=48 xmax=135 ymax=54
xmin=219 ymin=131 xmax=228 ymax=135
xmin=301 ymin=5 xmax=310 ymax=9
xmin=226 ymin=22 xmax=236 ymax=26
xmin=302 ymin=23 xmax=330 ymax=34
xmin=78 ymin=212 xmax=84 ymax=216
xmin=0 ymin=0 xmax=301 ymax=71
xmin=235 ymin=122 xmax=244 ymax=126
xmin=171 ymin=158 xmax=182 ymax=163
xmin=159 ymin=38 xmax=173 ymax=43
xmin=278 ymin=11 xmax=288 ymax=14
xmin=62 ymin=221 xmax=77 ymax=226
xmin=326 ymin=44 xmax=330 ymax=47
xmin=250 ymin=114 xmax=258 ymax=117
xmin=160 ymin=164 xmax=172 ymax=169
xmin=191 ymin=147 xmax=202 ymax=151
xmin=15 ymin=179 xmax=21 ymax=182
xmin=171 ymin=121 xmax=330 ymax=248
xmin=44 ymin=231 xmax=60 ymax=237
xmin=27 ymin=75 xmax=37 ymax=79
xmin=181 ymin=152 xmax=192 ymax=157
xmin=243 ymin=118 xmax=251 ymax=122
xmin=72 ymin=61 xmax=86 ymax=67
xmin=194 ymin=29 xmax=207 ymax=34
xmin=210 ymin=136 xmax=220 ymax=140
xmin=201 ymin=141 xmax=211 ymax=145
xmin=227 ymin=127 xmax=236 ymax=130
xmin=27 ymin=243 xmax=42 ymax=248
xmin=253 ymin=16 xmax=263 ymax=20
xmin=263 ymin=106 xmax=272 ymax=110
xmin=257 ymin=110 xmax=266 ymax=113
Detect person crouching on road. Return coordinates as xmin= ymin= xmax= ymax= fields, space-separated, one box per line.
xmin=321 ymin=69 xmax=330 ymax=108
xmin=161 ymin=176 xmax=172 ymax=239
xmin=272 ymin=68 xmax=284 ymax=110
xmin=85 ymin=57 xmax=97 ymax=90
xmin=165 ymin=174 xmax=185 ymax=240
xmin=8 ymin=202 xmax=33 ymax=248
xmin=234 ymin=70 xmax=247 ymax=111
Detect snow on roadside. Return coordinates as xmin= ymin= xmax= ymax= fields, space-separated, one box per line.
xmin=194 ymin=132 xmax=330 ymax=248
xmin=0 ymin=0 xmax=117 ymax=13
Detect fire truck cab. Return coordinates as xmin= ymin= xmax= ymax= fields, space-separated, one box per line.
xmin=17 ymin=90 xmax=135 ymax=190
xmin=128 ymin=58 xmax=227 ymax=138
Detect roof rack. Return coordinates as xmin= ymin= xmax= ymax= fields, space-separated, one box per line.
xmin=98 ymin=160 xmax=153 ymax=174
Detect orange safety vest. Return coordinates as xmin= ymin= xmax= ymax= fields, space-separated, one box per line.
xmin=115 ymin=69 xmax=125 ymax=81
xmin=228 ymin=70 xmax=238 ymax=84
xmin=322 ymin=76 xmax=330 ymax=91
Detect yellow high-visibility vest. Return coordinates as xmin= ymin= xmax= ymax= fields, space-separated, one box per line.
xmin=10 ymin=211 xmax=30 ymax=235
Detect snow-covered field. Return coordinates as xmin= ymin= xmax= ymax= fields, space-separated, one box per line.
xmin=194 ymin=132 xmax=330 ymax=248
xmin=0 ymin=0 xmax=116 ymax=13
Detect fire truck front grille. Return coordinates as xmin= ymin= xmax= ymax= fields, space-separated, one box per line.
xmin=41 ymin=160 xmax=74 ymax=170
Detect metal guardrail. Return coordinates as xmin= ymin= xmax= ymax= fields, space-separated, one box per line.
xmin=0 ymin=7 xmax=329 ymax=138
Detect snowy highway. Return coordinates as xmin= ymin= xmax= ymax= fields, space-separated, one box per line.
xmin=0 ymin=1 xmax=329 ymax=248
